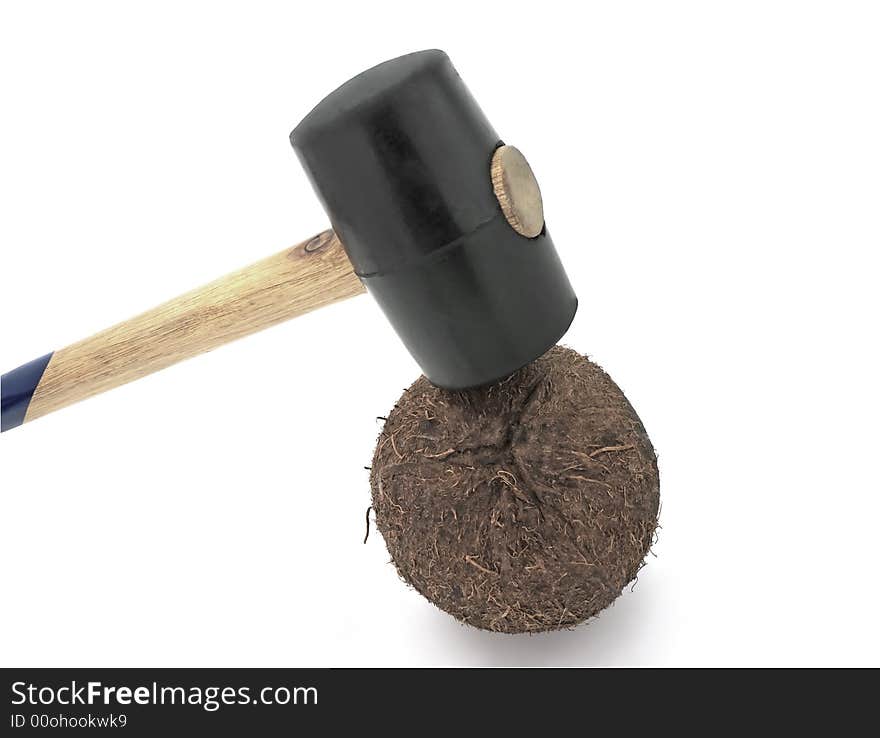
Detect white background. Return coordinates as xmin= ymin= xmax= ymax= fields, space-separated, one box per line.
xmin=2 ymin=1 xmax=878 ymax=667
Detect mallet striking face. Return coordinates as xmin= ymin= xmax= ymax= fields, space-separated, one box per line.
xmin=1 ymin=50 xmax=576 ymax=431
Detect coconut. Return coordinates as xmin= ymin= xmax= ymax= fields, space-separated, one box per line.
xmin=369 ymin=346 xmax=660 ymax=633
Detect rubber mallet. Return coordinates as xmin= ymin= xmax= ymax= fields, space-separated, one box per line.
xmin=1 ymin=50 xmax=577 ymax=432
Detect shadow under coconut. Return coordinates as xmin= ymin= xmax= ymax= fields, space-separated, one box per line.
xmin=420 ymin=574 xmax=662 ymax=667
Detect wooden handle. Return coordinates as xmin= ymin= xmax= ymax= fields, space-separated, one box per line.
xmin=1 ymin=230 xmax=364 ymax=429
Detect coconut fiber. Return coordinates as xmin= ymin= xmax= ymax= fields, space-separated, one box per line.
xmin=370 ymin=346 xmax=660 ymax=633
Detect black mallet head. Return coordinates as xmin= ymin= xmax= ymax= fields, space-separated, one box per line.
xmin=291 ymin=50 xmax=577 ymax=389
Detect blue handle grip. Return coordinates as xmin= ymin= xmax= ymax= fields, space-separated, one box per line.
xmin=1 ymin=353 xmax=53 ymax=432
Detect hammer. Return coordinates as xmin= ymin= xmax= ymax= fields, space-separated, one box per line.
xmin=1 ymin=50 xmax=577 ymax=432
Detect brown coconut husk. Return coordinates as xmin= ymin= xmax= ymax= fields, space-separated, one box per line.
xmin=370 ymin=346 xmax=660 ymax=634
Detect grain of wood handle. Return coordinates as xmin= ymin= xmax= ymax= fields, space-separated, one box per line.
xmin=0 ymin=230 xmax=364 ymax=430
